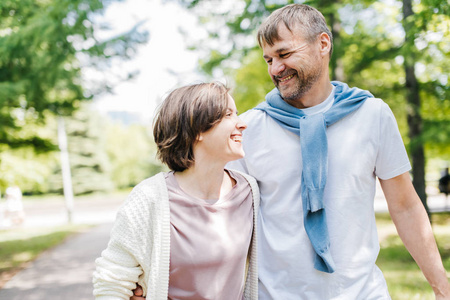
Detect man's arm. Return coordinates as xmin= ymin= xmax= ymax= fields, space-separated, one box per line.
xmin=380 ymin=172 xmax=450 ymax=299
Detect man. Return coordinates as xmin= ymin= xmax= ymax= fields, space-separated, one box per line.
xmin=132 ymin=4 xmax=449 ymax=300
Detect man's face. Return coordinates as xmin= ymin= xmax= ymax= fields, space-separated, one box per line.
xmin=262 ymin=24 xmax=323 ymax=106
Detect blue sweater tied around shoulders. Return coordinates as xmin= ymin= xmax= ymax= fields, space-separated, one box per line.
xmin=255 ymin=81 xmax=374 ymax=273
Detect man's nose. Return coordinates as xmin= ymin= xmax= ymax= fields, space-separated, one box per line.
xmin=271 ymin=58 xmax=286 ymax=76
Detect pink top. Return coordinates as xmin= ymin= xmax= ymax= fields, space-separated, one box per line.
xmin=165 ymin=170 xmax=253 ymax=300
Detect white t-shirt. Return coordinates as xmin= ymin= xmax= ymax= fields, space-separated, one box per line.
xmin=227 ymin=89 xmax=411 ymax=300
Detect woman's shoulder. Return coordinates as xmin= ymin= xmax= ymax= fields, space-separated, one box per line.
xmin=227 ymin=169 xmax=258 ymax=190
xmin=226 ymin=168 xmax=260 ymax=210
xmin=121 ymin=172 xmax=170 ymax=210
xmin=135 ymin=172 xmax=167 ymax=190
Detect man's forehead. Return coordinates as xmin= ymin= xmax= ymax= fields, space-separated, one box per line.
xmin=262 ymin=35 xmax=298 ymax=56
xmin=264 ymin=24 xmax=303 ymax=45
xmin=260 ymin=22 xmax=310 ymax=58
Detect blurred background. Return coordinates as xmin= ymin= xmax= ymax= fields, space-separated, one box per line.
xmin=0 ymin=0 xmax=448 ymax=299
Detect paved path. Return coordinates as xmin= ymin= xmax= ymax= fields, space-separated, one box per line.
xmin=0 ymin=194 xmax=123 ymax=300
xmin=0 ymin=222 xmax=113 ymax=300
xmin=14 ymin=193 xmax=125 ymax=229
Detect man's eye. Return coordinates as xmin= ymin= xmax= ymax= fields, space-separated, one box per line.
xmin=279 ymin=52 xmax=290 ymax=58
xmin=265 ymin=59 xmax=272 ymax=65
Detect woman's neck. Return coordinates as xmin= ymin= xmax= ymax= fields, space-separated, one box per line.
xmin=174 ymin=162 xmax=235 ymax=200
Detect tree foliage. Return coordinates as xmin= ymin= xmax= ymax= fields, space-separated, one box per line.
xmin=0 ymin=108 xmax=166 ymax=195
xmin=232 ymin=48 xmax=273 ymax=112
xmin=48 ymin=105 xmax=114 ymax=195
xmin=0 ymin=0 xmax=147 ymax=151
xmin=106 ymin=121 xmax=165 ymax=189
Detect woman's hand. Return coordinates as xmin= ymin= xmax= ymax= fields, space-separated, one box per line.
xmin=130 ymin=285 xmax=146 ymax=300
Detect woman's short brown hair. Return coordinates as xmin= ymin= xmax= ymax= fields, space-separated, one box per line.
xmin=153 ymin=82 xmax=230 ymax=172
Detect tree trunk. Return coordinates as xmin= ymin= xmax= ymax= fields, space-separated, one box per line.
xmin=402 ymin=0 xmax=429 ymax=215
xmin=328 ymin=12 xmax=345 ymax=82
xmin=57 ymin=116 xmax=74 ymax=224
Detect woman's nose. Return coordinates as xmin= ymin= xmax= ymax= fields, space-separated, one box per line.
xmin=236 ymin=117 xmax=247 ymax=131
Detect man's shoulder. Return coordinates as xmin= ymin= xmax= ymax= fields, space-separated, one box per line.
xmin=240 ymin=107 xmax=268 ymax=123
xmin=358 ymin=96 xmax=389 ymax=113
xmin=364 ymin=96 xmax=385 ymax=105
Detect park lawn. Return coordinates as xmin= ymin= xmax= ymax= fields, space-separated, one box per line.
xmin=376 ymin=212 xmax=450 ymax=300
xmin=0 ymin=224 xmax=91 ymax=288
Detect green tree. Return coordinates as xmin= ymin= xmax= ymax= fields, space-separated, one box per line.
xmin=0 ymin=109 xmax=166 ymax=195
xmin=232 ymin=48 xmax=273 ymax=112
xmin=106 ymin=121 xmax=165 ymax=189
xmin=0 ymin=147 xmax=58 ymax=194
xmin=0 ymin=0 xmax=147 ymax=150
xmin=402 ymin=0 xmax=427 ymax=210
xmin=0 ymin=113 xmax=59 ymax=193
xmin=48 ymin=105 xmax=114 ymax=195
xmin=341 ymin=0 xmax=449 ymax=211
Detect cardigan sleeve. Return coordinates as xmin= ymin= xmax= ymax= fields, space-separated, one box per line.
xmin=236 ymin=171 xmax=260 ymax=300
xmin=93 ymin=188 xmax=149 ymax=299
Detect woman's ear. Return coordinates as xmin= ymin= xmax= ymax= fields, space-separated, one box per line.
xmin=197 ymin=134 xmax=204 ymax=142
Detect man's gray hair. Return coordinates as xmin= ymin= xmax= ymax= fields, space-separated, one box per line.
xmin=257 ymin=4 xmax=333 ymax=56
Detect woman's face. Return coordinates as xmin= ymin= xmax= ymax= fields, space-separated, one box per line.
xmin=197 ymin=94 xmax=247 ymax=163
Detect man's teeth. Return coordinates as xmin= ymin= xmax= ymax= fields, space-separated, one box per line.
xmin=280 ymin=74 xmax=293 ymax=82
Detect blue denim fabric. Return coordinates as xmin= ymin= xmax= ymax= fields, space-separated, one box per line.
xmin=255 ymin=81 xmax=373 ymax=273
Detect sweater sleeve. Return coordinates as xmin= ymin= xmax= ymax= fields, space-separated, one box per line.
xmin=236 ymin=171 xmax=260 ymax=300
xmin=92 ymin=189 xmax=148 ymax=300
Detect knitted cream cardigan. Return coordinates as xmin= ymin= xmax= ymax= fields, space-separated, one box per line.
xmin=93 ymin=171 xmax=260 ymax=300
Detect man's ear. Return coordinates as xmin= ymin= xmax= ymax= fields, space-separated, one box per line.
xmin=318 ymin=32 xmax=331 ymax=57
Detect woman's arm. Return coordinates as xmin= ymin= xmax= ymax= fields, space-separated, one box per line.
xmin=93 ymin=209 xmax=144 ymax=299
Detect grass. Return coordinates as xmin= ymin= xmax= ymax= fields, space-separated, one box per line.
xmin=376 ymin=212 xmax=450 ymax=300
xmin=0 ymin=224 xmax=91 ymax=288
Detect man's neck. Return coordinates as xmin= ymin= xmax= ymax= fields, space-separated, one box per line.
xmin=286 ymin=78 xmax=333 ymax=109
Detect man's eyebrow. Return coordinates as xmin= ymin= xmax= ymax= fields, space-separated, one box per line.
xmin=275 ymin=47 xmax=290 ymax=53
xmin=263 ymin=47 xmax=292 ymax=59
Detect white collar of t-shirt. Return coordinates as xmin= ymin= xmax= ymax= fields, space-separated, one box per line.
xmin=300 ymin=86 xmax=336 ymax=116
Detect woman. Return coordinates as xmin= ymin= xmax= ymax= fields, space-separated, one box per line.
xmin=93 ymin=82 xmax=259 ymax=300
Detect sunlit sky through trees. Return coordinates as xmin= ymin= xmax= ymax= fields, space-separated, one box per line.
xmin=90 ymin=0 xmax=207 ymax=125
